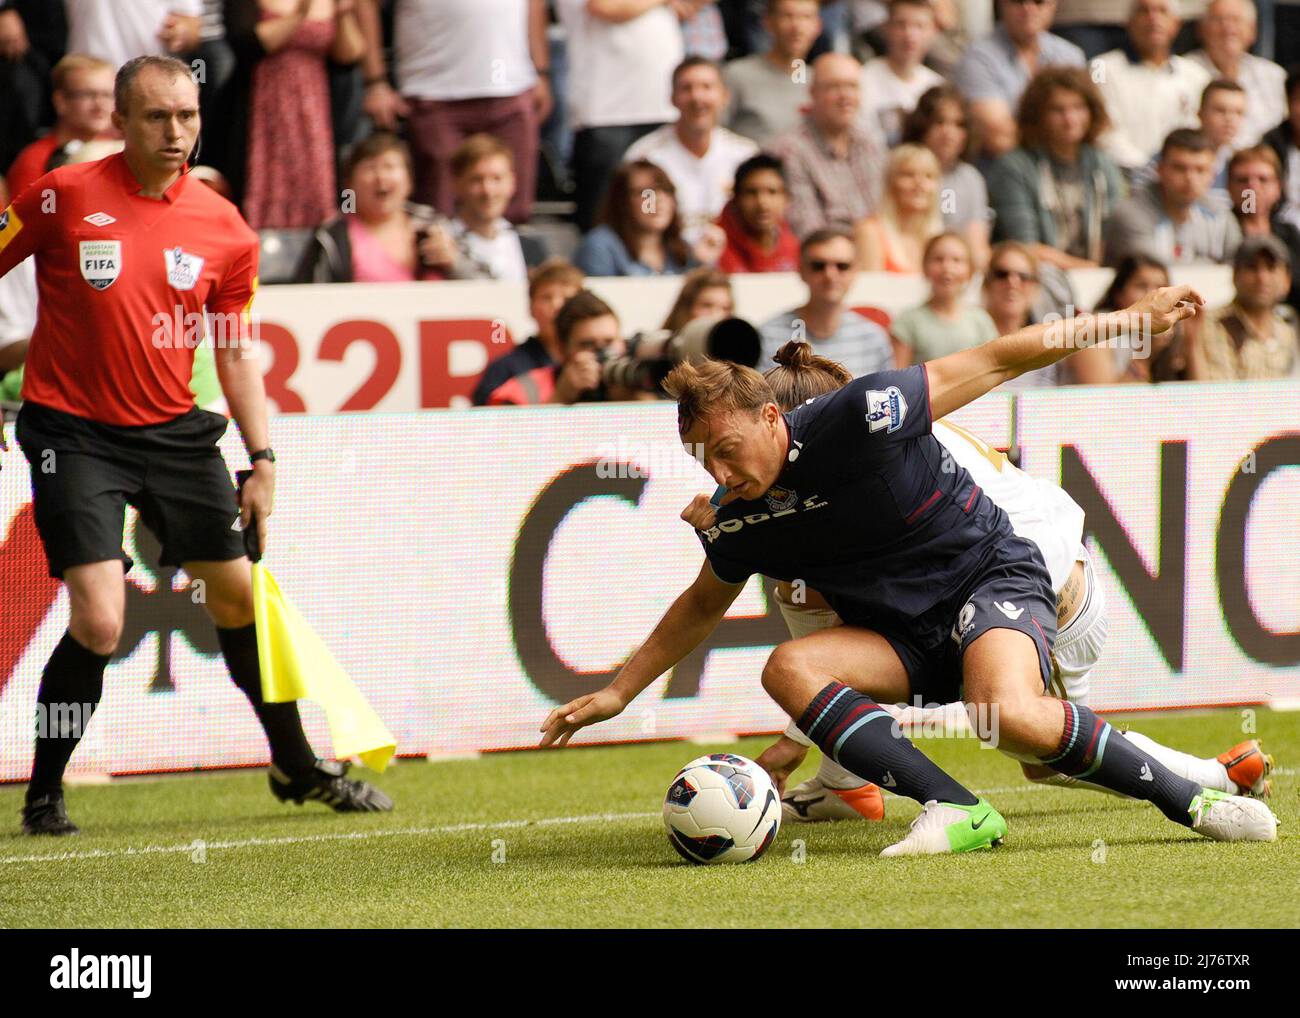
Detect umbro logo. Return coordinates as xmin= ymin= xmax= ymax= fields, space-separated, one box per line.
xmin=83 ymin=212 xmax=116 ymax=227
xmin=994 ymin=601 xmax=1024 ymax=620
xmin=880 ymin=771 xmax=897 ymax=788
xmin=1140 ymin=762 xmax=1154 ymax=782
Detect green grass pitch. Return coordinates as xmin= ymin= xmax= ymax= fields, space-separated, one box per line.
xmin=1 ymin=708 xmax=1296 ymax=928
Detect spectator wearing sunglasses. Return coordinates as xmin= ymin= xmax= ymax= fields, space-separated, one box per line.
xmin=981 ymin=241 xmax=1058 ymax=388
xmin=757 ymin=227 xmax=893 ymax=375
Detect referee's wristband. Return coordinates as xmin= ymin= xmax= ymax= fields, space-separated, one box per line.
xmin=249 ymin=447 xmax=276 ymax=466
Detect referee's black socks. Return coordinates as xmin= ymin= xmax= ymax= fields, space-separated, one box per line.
xmin=28 ymin=631 xmax=109 ymax=802
xmin=216 ymin=623 xmax=317 ymax=778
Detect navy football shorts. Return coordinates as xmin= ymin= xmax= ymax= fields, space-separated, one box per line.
xmin=880 ymin=537 xmax=1058 ymax=706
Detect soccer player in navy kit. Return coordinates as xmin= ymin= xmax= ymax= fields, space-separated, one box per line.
xmin=540 ymin=285 xmax=1278 ymax=855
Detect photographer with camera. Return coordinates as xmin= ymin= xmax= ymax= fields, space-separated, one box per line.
xmin=485 ymin=290 xmax=640 ymax=405
xmin=485 ymin=284 xmax=763 ymax=405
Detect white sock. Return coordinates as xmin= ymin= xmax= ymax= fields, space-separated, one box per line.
xmin=815 ymin=754 xmax=869 ymax=790
xmin=1122 ymin=730 xmax=1234 ymax=793
xmin=783 ymin=719 xmax=813 ymax=748
xmin=1025 ymin=769 xmax=1126 ymax=797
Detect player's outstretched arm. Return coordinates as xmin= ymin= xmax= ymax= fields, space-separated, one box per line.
xmin=538 ymin=561 xmax=744 ymax=748
xmin=924 ymin=284 xmax=1204 ymax=420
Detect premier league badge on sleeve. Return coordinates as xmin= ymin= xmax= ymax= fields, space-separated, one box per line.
xmin=865 ymin=386 xmax=908 ymax=434
xmin=164 ymin=246 xmax=205 ymax=290
xmin=78 ymin=240 xmax=122 ymax=290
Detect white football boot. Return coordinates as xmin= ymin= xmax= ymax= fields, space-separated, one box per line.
xmin=781 ymin=777 xmax=885 ymax=823
xmin=879 ymin=798 xmax=1006 ymax=857
xmin=1189 ymin=789 xmax=1278 ymax=842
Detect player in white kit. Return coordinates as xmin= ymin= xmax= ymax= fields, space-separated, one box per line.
xmin=680 ymin=343 xmax=1274 ymax=823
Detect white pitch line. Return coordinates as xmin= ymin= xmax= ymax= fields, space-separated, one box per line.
xmin=0 ymin=782 xmax=1059 ymax=865
xmin=0 ymin=810 xmax=659 ymax=866
xmin=2 ymin=770 xmax=1292 ymax=866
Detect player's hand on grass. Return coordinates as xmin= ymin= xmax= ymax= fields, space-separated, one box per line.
xmin=755 ymin=735 xmax=808 ymax=796
xmin=539 ymin=687 xmax=627 ymax=748
xmin=240 ymin=462 xmax=275 ymax=554
xmin=1128 ymin=284 xmax=1204 ymax=336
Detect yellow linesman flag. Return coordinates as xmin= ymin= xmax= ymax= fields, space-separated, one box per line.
xmin=251 ymin=562 xmax=395 ymax=772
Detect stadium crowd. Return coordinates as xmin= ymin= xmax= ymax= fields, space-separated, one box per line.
xmin=2 ymin=0 xmax=1299 ymax=407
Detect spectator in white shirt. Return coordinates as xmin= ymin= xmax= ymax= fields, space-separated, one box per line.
xmin=357 ymin=0 xmax=549 ymax=224
xmin=64 ymin=0 xmax=203 ymax=67
xmin=555 ymin=0 xmax=683 ymax=231
xmin=1094 ymin=0 xmax=1211 ymax=174
xmin=858 ymin=0 xmax=944 ymax=149
xmin=723 ymin=0 xmax=821 ymax=147
xmin=427 ymin=134 xmax=549 ymax=282
xmin=1186 ymin=0 xmax=1286 ymax=148
xmin=624 ymin=57 xmax=759 ymax=245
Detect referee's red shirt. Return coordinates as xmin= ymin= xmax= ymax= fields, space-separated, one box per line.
xmin=0 ymin=152 xmax=259 ymax=426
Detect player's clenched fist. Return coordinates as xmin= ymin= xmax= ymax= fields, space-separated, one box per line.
xmin=679 ymin=493 xmax=717 ymax=531
xmin=539 ymin=687 xmax=628 ymax=748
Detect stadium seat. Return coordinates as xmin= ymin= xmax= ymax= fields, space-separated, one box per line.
xmin=518 ymin=216 xmax=579 ymax=264
xmin=852 ymin=305 xmax=892 ymax=330
xmin=257 ymin=228 xmax=315 ymax=285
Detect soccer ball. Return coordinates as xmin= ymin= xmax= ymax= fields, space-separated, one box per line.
xmin=663 ymin=753 xmax=781 ymax=864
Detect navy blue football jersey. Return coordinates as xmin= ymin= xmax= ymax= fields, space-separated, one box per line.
xmin=697 ymin=366 xmax=1021 ymax=631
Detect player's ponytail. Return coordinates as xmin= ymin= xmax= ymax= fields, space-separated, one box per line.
xmin=765 ymin=341 xmax=853 ymax=412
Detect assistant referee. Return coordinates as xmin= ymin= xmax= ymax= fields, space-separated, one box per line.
xmin=0 ymin=55 xmax=391 ymax=835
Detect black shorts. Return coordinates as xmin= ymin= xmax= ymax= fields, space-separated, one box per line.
xmin=15 ymin=402 xmax=245 ymax=578
xmin=881 ymin=537 xmax=1058 ymax=706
